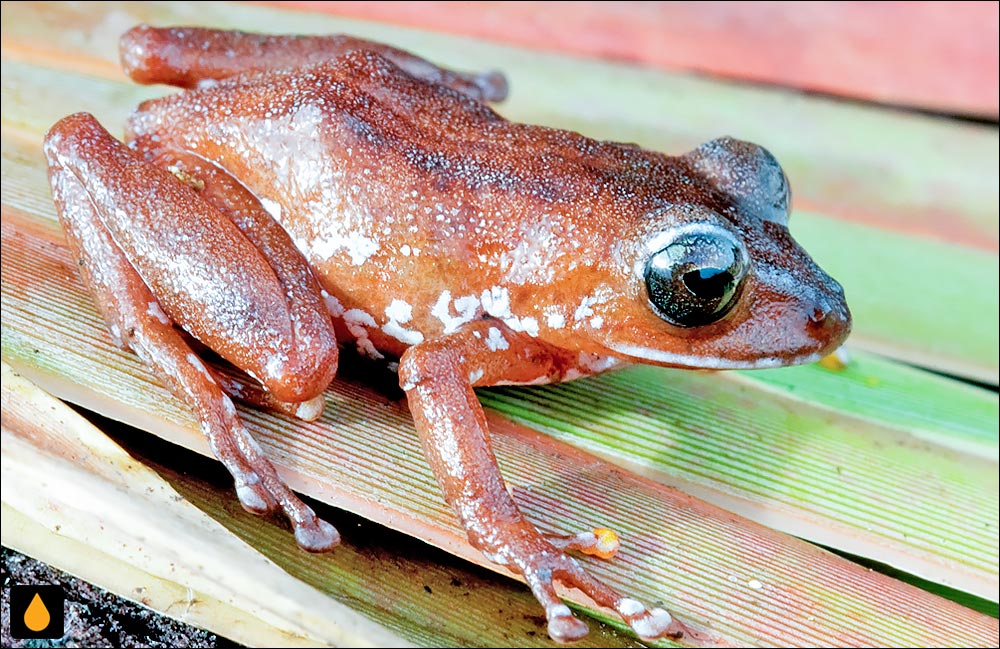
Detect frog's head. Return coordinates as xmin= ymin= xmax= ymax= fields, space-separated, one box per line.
xmin=597 ymin=137 xmax=851 ymax=369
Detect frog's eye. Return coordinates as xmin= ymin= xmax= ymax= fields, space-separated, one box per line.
xmin=644 ymin=227 xmax=748 ymax=327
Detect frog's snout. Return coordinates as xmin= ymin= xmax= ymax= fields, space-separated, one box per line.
xmin=804 ymin=285 xmax=852 ymax=351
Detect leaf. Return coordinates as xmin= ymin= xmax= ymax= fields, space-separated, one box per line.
xmin=1 ymin=363 xmax=638 ymax=647
xmin=265 ymin=1 xmax=1000 ymax=118
xmin=1 ymin=2 xmax=998 ymax=646
xmin=1 ymin=363 xmax=412 ymax=648
xmin=3 ymin=195 xmax=997 ymax=646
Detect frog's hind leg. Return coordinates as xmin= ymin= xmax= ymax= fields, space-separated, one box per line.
xmin=119 ymin=24 xmax=507 ymax=102
xmin=179 ymin=336 xmax=326 ymax=422
xmin=43 ymin=112 xmax=339 ymax=552
xmin=139 ymin=144 xmax=337 ymax=423
xmin=211 ymin=368 xmax=326 ymax=422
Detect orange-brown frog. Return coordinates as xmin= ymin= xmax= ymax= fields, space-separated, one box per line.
xmin=43 ymin=26 xmax=850 ymax=643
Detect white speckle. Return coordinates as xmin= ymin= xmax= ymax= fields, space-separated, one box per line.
xmin=453 ymin=294 xmax=479 ymax=317
xmin=383 ymin=299 xmax=424 ymax=345
xmin=518 ymin=317 xmax=539 ymax=337
xmin=186 ymin=353 xmax=214 ymax=382
xmin=747 ymin=579 xmax=764 ymax=590
xmin=482 ymin=550 xmax=509 ymax=566
xmin=312 ymin=231 xmax=379 ymax=266
xmin=485 ymin=327 xmax=509 ymax=352
xmin=546 ymin=312 xmax=566 ymax=329
xmin=578 ymin=352 xmax=620 ymax=373
xmin=382 ymin=321 xmax=424 ymax=345
xmin=264 ymin=351 xmax=289 ymax=379
xmin=400 ymin=244 xmax=411 ymax=256
xmin=431 ymin=291 xmax=479 ymax=334
xmin=468 ymin=369 xmax=484 ymax=383
xmin=589 ymin=315 xmax=604 ymax=329
xmin=321 ymin=290 xmax=345 ymax=317
xmin=343 ymin=308 xmax=376 ymax=327
xmin=617 ymin=598 xmax=645 ymax=617
xmin=485 ymin=301 xmax=538 ymax=337
xmin=385 ymin=299 xmax=413 ymax=323
xmin=573 ymin=287 xmax=616 ymax=324
xmin=480 ymin=286 xmax=512 ymax=319
xmin=343 ymin=309 xmax=384 ymax=359
xmin=259 ymin=197 xmax=282 ymax=220
xmin=146 ymin=301 xmax=170 ymax=324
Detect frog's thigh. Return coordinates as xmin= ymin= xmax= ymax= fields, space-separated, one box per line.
xmin=120 ymin=25 xmax=507 ymax=102
xmin=398 ymin=320 xmax=677 ymax=642
xmin=43 ymin=113 xmax=338 ymax=551
xmin=136 ymin=144 xmax=339 ymax=416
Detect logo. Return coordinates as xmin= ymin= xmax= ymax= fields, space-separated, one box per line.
xmin=9 ymin=585 xmax=65 ymax=639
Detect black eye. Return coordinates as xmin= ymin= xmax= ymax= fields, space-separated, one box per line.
xmin=644 ymin=228 xmax=748 ymax=327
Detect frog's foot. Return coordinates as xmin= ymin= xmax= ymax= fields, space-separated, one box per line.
xmin=546 ymin=527 xmax=621 ymax=560
xmin=223 ymin=421 xmax=340 ymax=552
xmin=44 ymin=113 xmax=340 ymax=553
xmin=211 ymin=367 xmax=327 ymax=422
xmin=208 ymin=404 xmax=338 ymax=552
xmin=513 ymin=542 xmax=677 ymax=642
xmin=121 ymin=25 xmax=508 ymax=102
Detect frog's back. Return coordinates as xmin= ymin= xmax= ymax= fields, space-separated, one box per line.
xmin=125 ymin=49 xmax=704 ymax=359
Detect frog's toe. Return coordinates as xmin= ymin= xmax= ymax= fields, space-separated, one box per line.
xmin=614 ymin=599 xmax=675 ymax=641
xmin=552 ymin=554 xmax=683 ymax=642
xmin=474 ymin=70 xmax=508 ymax=102
xmin=294 ymin=517 xmax=341 ymax=553
xmin=546 ymin=527 xmax=621 ymax=560
xmin=523 ymin=562 xmax=591 ymax=643
xmin=547 ymin=608 xmax=589 ymax=644
xmin=235 ymin=478 xmax=276 ymax=514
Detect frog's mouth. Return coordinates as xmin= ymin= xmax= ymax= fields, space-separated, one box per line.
xmin=602 ymin=341 xmax=830 ymax=370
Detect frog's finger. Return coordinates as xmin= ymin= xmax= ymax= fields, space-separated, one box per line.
xmin=546 ymin=527 xmax=621 ymax=560
xmin=120 ymin=25 xmax=508 ymax=102
xmin=43 ymin=112 xmax=340 ymax=553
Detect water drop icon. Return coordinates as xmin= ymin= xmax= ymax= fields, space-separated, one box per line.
xmin=24 ymin=592 xmax=51 ymax=632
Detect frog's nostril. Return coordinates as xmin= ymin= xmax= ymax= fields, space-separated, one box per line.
xmin=809 ymin=305 xmax=828 ymax=324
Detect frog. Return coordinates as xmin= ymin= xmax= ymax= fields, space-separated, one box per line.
xmin=42 ymin=25 xmax=851 ymax=643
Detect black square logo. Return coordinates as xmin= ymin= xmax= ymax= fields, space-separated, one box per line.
xmin=9 ymin=585 xmax=65 ymax=639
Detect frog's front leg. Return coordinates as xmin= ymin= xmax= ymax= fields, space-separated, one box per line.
xmin=43 ymin=112 xmax=339 ymax=551
xmin=399 ymin=320 xmax=677 ymax=642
